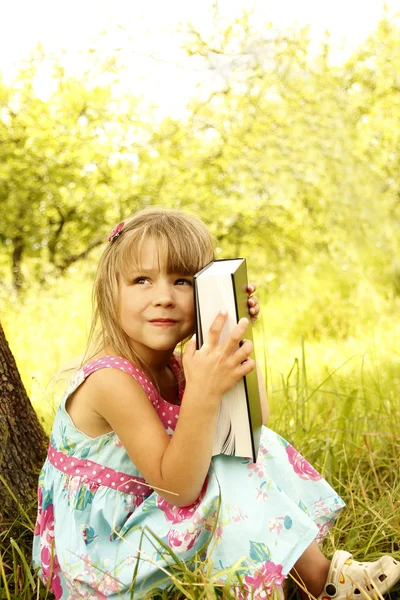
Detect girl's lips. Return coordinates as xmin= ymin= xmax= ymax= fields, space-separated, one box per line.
xmin=149 ymin=319 xmax=177 ymax=326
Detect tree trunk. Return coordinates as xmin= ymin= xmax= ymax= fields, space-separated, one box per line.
xmin=11 ymin=236 xmax=24 ymax=291
xmin=0 ymin=321 xmax=48 ymax=520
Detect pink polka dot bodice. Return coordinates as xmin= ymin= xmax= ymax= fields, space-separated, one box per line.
xmin=82 ymin=355 xmax=184 ymax=432
xmin=46 ymin=354 xmax=185 ymax=499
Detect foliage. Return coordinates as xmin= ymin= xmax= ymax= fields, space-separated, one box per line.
xmin=0 ymin=14 xmax=400 ymax=322
xmin=0 ymin=490 xmax=46 ymax=599
xmin=0 ymin=57 xmax=144 ymax=288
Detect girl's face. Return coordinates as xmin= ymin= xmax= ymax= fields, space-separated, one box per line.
xmin=117 ymin=237 xmax=195 ymax=362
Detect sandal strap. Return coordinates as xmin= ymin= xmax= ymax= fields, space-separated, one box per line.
xmin=321 ymin=551 xmax=353 ymax=598
xmin=319 ymin=551 xmax=400 ymax=599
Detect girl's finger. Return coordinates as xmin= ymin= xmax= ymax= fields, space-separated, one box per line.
xmin=247 ymin=282 xmax=257 ymax=295
xmin=233 ymin=339 xmax=253 ymax=364
xmin=204 ymin=311 xmax=228 ymax=348
xmin=236 ymin=357 xmax=255 ymax=377
xmin=222 ymin=317 xmax=249 ymax=356
xmin=248 ymin=295 xmax=258 ymax=308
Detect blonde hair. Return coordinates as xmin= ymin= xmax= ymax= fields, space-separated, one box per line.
xmin=83 ymin=207 xmax=215 ymax=380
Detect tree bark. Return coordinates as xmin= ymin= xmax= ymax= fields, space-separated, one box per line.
xmin=11 ymin=235 xmax=24 ymax=291
xmin=0 ymin=321 xmax=48 ymax=520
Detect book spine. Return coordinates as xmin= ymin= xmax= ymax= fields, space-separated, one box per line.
xmin=231 ymin=260 xmax=262 ymax=463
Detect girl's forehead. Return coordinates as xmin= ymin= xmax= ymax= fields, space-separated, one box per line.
xmin=124 ymin=236 xmax=186 ymax=274
xmin=119 ymin=228 xmax=212 ymax=278
xmin=135 ymin=237 xmax=164 ymax=266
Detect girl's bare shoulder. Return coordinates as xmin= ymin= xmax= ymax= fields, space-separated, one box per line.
xmin=66 ymin=361 xmax=148 ymax=438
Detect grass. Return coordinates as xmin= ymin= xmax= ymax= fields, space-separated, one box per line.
xmin=1 ymin=274 xmax=400 ymax=598
xmin=0 ymin=496 xmax=45 ymax=599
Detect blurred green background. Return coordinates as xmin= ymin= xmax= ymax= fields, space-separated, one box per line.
xmin=1 ymin=3 xmax=400 ymax=432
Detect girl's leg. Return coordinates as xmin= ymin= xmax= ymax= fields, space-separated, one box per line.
xmin=290 ymin=541 xmax=330 ymax=598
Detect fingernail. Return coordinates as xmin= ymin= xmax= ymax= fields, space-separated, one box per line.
xmin=219 ymin=310 xmax=228 ymax=316
xmin=239 ymin=317 xmax=249 ymax=325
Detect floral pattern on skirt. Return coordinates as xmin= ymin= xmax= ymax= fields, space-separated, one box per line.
xmin=32 ymin=356 xmax=345 ymax=599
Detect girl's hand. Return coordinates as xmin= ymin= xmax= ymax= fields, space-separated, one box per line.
xmin=247 ymin=283 xmax=260 ymax=324
xmin=183 ymin=311 xmax=254 ymax=404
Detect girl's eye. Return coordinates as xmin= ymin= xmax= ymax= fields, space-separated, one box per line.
xmin=175 ymin=278 xmax=192 ymax=286
xmin=133 ymin=277 xmax=150 ymax=285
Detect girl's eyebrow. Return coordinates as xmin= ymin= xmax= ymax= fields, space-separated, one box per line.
xmin=129 ymin=265 xmax=194 ymax=277
xmin=133 ymin=266 xmax=193 ymax=274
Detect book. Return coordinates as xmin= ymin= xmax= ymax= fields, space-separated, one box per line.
xmin=193 ymin=258 xmax=262 ymax=463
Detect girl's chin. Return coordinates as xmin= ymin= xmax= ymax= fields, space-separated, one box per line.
xmin=147 ymin=341 xmax=180 ymax=352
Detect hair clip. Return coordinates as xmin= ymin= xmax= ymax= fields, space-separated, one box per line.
xmin=108 ymin=221 xmax=125 ymax=243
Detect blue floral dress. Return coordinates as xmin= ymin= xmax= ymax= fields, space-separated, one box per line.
xmin=32 ymin=355 xmax=345 ymax=599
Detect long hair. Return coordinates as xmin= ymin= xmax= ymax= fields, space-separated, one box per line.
xmin=83 ymin=207 xmax=215 ymax=382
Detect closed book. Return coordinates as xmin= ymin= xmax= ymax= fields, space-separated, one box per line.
xmin=193 ymin=258 xmax=262 ymax=462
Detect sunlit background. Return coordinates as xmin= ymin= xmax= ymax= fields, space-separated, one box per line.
xmin=1 ymin=0 xmax=399 ymax=117
xmin=1 ymin=0 xmax=400 ymax=421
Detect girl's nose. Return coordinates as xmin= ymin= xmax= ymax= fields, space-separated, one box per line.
xmin=152 ymin=283 xmax=175 ymax=307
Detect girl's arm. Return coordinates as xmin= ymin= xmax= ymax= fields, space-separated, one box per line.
xmin=87 ymin=313 xmax=254 ymax=507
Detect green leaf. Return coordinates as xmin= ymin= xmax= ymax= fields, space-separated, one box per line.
xmin=72 ymin=484 xmax=95 ymax=511
xmin=249 ymin=540 xmax=271 ymax=563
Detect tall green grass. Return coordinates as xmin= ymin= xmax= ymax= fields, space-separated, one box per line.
xmin=0 ymin=487 xmax=47 ymax=599
xmin=1 ymin=273 xmax=400 ymax=598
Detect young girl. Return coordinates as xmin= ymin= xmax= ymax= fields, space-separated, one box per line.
xmin=33 ymin=208 xmax=400 ymax=600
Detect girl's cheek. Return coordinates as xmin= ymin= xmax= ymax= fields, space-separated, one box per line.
xmin=186 ymin=313 xmax=196 ymax=333
xmin=187 ymin=316 xmax=195 ymax=331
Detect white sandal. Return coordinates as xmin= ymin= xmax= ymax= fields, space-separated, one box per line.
xmin=317 ymin=550 xmax=400 ymax=599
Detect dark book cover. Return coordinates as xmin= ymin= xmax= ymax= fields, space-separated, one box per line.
xmin=193 ymin=258 xmax=263 ymax=462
